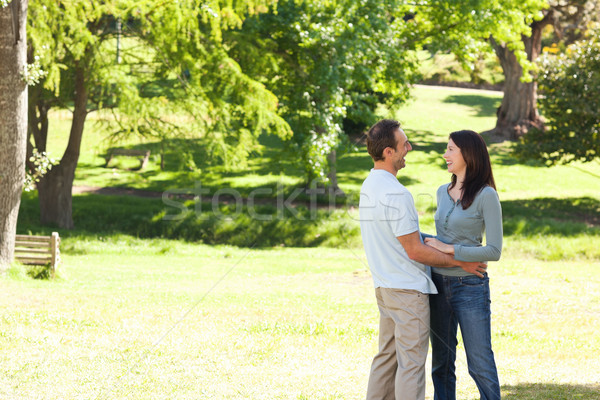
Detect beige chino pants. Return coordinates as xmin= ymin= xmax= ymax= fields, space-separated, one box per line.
xmin=366 ymin=288 xmax=430 ymax=400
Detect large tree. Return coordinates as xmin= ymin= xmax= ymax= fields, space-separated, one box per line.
xmin=487 ymin=0 xmax=599 ymax=139
xmin=28 ymin=1 xmax=123 ymax=228
xmin=28 ymin=0 xmax=289 ymax=229
xmin=0 ymin=0 xmax=28 ymax=271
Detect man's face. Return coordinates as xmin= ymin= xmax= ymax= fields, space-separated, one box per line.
xmin=391 ymin=129 xmax=412 ymax=170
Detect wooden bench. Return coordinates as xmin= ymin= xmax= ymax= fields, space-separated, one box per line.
xmin=105 ymin=148 xmax=151 ymax=170
xmin=15 ymin=232 xmax=61 ymax=278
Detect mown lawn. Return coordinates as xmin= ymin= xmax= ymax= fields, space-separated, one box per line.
xmin=4 ymin=85 xmax=600 ymax=399
xmin=2 ymin=240 xmax=599 ymax=399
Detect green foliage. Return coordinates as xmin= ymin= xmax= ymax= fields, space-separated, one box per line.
xmin=28 ymin=0 xmax=291 ymax=174
xmin=414 ymin=0 xmax=548 ymax=79
xmin=517 ymin=36 xmax=600 ymax=164
xmin=28 ymin=1 xmax=114 ymax=98
xmin=229 ymin=0 xmax=421 ymax=182
xmin=24 ymin=264 xmax=52 ymax=279
xmin=228 ymin=0 xmax=549 ymax=183
xmin=23 ymin=149 xmax=56 ymax=191
xmin=20 ymin=56 xmax=47 ymax=86
xmin=108 ymin=0 xmax=292 ymax=170
xmin=2 ymin=262 xmax=52 ymax=280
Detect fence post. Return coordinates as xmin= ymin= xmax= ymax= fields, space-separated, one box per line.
xmin=50 ymin=232 xmax=60 ymax=278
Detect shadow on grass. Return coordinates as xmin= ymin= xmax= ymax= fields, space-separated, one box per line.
xmin=502 ymin=197 xmax=600 ymax=236
xmin=93 ymin=132 xmax=430 ymax=194
xmin=403 ymin=129 xmax=449 ymax=168
xmin=502 ymin=383 xmax=600 ymax=400
xmin=485 ymin=140 xmax=523 ymax=167
xmin=17 ymin=191 xmax=361 ymax=249
xmin=97 ymin=134 xmax=303 ymax=175
xmin=443 ymin=94 xmax=501 ymax=117
xmin=405 ymin=129 xmax=447 ymax=153
xmin=91 ymin=134 xmax=309 ymax=191
xmin=19 ymin=191 xmax=600 ymax=255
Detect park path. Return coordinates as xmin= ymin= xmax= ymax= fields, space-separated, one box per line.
xmin=414 ymin=83 xmax=502 ymax=95
xmin=73 ymin=185 xmax=164 ymax=198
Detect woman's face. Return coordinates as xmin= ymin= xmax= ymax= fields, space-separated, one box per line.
xmin=443 ymin=138 xmax=467 ymax=176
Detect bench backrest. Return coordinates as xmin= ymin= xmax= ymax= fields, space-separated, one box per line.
xmin=15 ymin=232 xmax=60 ymax=278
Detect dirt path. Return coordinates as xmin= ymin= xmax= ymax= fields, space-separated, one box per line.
xmin=72 ymin=185 xmax=164 ymax=198
xmin=414 ymin=83 xmax=503 ymax=96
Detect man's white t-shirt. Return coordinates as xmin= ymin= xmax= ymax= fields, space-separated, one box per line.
xmin=359 ymin=169 xmax=437 ymax=294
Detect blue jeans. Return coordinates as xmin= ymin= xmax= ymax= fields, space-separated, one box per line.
xmin=430 ymin=272 xmax=501 ymax=400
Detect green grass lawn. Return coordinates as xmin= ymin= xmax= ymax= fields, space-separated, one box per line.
xmin=2 ymin=240 xmax=599 ymax=399
xmin=5 ymin=85 xmax=600 ymax=399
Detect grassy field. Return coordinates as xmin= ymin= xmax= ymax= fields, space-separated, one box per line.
xmin=4 ymin=85 xmax=600 ymax=399
xmin=2 ymin=241 xmax=599 ymax=399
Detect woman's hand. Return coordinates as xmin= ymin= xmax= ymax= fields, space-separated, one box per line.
xmin=424 ymin=237 xmax=455 ymax=255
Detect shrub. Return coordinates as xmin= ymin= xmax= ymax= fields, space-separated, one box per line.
xmin=517 ymin=36 xmax=600 ymax=164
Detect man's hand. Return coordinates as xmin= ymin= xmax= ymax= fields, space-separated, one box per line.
xmin=456 ymin=260 xmax=487 ymax=278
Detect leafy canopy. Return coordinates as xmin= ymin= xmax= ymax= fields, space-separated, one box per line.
xmin=28 ymin=0 xmax=291 ymax=170
xmin=230 ymin=0 xmax=549 ymax=181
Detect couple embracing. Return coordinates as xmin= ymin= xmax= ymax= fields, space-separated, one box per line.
xmin=359 ymin=119 xmax=502 ymax=400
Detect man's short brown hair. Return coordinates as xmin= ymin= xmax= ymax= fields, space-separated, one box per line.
xmin=367 ymin=119 xmax=400 ymax=161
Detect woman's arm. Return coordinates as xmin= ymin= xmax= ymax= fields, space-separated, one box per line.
xmin=453 ymin=188 xmax=503 ymax=262
xmin=424 ymin=237 xmax=454 ymax=254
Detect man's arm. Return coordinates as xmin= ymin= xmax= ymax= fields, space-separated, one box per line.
xmin=397 ymin=231 xmax=487 ymax=277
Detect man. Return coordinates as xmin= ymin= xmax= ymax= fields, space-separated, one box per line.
xmin=359 ymin=119 xmax=487 ymax=400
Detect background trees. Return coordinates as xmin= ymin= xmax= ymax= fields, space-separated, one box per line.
xmin=229 ymin=0 xmax=420 ymax=191
xmin=28 ymin=1 xmax=123 ymax=229
xmin=231 ymin=0 xmax=549 ymax=189
xmin=487 ymin=0 xmax=600 ymax=139
xmin=0 ymin=0 xmax=28 ymax=271
xmin=16 ymin=0 xmax=600 ymax=233
xmin=518 ymin=34 xmax=600 ymax=164
xmin=28 ymin=0 xmax=290 ymax=229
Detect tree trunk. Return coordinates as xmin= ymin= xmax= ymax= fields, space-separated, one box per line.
xmin=37 ymin=61 xmax=88 ymax=229
xmin=28 ymin=73 xmax=49 ymax=152
xmin=327 ymin=150 xmax=345 ymax=196
xmin=26 ymin=74 xmax=49 ymax=171
xmin=0 ymin=0 xmax=28 ymax=271
xmin=487 ymin=11 xmax=554 ymax=139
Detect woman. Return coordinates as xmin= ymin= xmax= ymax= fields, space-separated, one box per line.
xmin=424 ymin=130 xmax=502 ymax=400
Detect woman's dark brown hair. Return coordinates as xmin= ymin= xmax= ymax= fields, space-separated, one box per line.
xmin=448 ymin=130 xmax=496 ymax=209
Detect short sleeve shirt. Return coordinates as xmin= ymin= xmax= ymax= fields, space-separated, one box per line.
xmin=359 ymin=169 xmax=437 ymax=294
